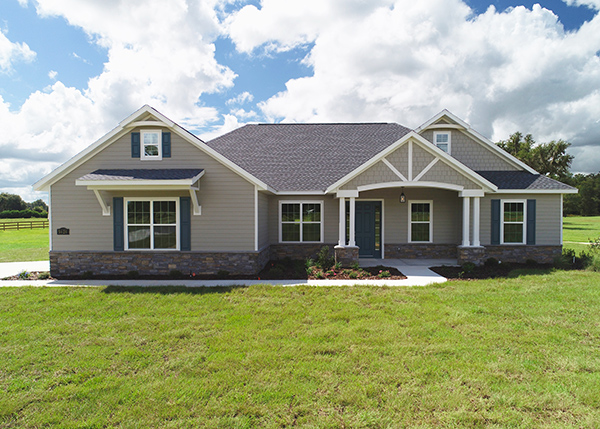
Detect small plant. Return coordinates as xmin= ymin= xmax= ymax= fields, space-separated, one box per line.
xmin=127 ymin=270 xmax=140 ymax=279
xmin=334 ymin=262 xmax=342 ymax=270
xmin=484 ymin=258 xmax=499 ymax=268
xmin=377 ymin=270 xmax=391 ymax=278
xmin=81 ymin=270 xmax=93 ymax=280
xmin=351 ymin=261 xmax=360 ymax=270
xmin=316 ymin=246 xmax=334 ymax=271
xmin=18 ymin=270 xmax=30 ymax=280
xmin=38 ymin=272 xmax=50 ymax=280
xmin=525 ymin=259 xmax=538 ymax=267
xmin=169 ymin=269 xmax=184 ymax=279
xmin=216 ymin=270 xmax=230 ymax=278
xmin=589 ymin=237 xmax=600 ymax=253
xmin=268 ymin=266 xmax=284 ymax=278
xmin=349 ymin=271 xmax=358 ymax=279
xmin=314 ymin=270 xmax=325 ymax=279
xmin=461 ymin=262 xmax=476 ymax=274
xmin=325 ymin=270 xmax=336 ymax=277
xmin=305 ymin=258 xmax=315 ymax=269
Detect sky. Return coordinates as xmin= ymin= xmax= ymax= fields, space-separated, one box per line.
xmin=0 ymin=0 xmax=599 ymax=202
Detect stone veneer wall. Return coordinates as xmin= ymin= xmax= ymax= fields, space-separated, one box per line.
xmin=270 ymin=243 xmax=336 ymax=261
xmin=385 ymin=243 xmax=458 ymax=259
xmin=50 ymin=248 xmax=271 ymax=278
xmin=483 ymin=245 xmax=561 ymax=264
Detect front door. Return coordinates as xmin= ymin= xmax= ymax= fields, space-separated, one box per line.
xmin=355 ymin=201 xmax=382 ymax=258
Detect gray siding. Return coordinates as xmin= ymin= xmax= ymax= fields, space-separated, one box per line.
xmin=419 ymin=161 xmax=480 ymax=189
xmin=420 ymin=129 xmax=519 ymax=171
xmin=341 ymin=161 xmax=399 ymax=190
xmin=411 ymin=145 xmax=436 ymax=178
xmin=479 ymin=194 xmax=562 ymax=245
xmin=51 ymin=127 xmax=256 ymax=252
xmin=258 ymin=191 xmax=269 ymax=250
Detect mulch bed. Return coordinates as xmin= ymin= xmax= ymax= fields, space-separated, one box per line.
xmin=2 ymin=271 xmax=54 ymax=281
xmin=430 ymin=262 xmax=554 ymax=280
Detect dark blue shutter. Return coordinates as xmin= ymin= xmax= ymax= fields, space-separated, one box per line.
xmin=162 ymin=132 xmax=171 ymax=158
xmin=113 ymin=197 xmax=124 ymax=251
xmin=527 ymin=199 xmax=536 ymax=245
xmin=491 ymin=199 xmax=500 ymax=245
xmin=131 ymin=132 xmax=140 ymax=158
xmin=180 ymin=197 xmax=191 ymax=251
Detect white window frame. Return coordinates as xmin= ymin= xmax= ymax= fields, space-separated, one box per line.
xmin=408 ymin=200 xmax=433 ymax=243
xmin=279 ymin=200 xmax=324 ymax=243
xmin=433 ymin=131 xmax=451 ymax=154
xmin=141 ymin=129 xmax=163 ymax=161
xmin=124 ymin=197 xmax=179 ymax=250
xmin=501 ymin=199 xmax=526 ymax=245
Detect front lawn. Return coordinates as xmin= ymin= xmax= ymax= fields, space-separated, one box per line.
xmin=2 ymin=270 xmax=600 ymax=427
xmin=0 ymin=228 xmax=49 ymax=262
xmin=563 ymin=215 xmax=600 ymax=253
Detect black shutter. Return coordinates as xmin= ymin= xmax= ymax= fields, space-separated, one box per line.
xmin=180 ymin=197 xmax=191 ymax=251
xmin=131 ymin=132 xmax=140 ymax=158
xmin=491 ymin=199 xmax=500 ymax=245
xmin=113 ymin=197 xmax=124 ymax=251
xmin=527 ymin=199 xmax=536 ymax=245
xmin=162 ymin=132 xmax=171 ymax=158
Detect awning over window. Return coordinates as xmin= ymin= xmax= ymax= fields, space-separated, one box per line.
xmin=76 ymin=169 xmax=204 ymax=216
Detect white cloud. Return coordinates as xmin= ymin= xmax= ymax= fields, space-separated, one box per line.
xmin=562 ymin=0 xmax=600 ymax=11
xmin=48 ymin=70 xmax=57 ymax=79
xmin=226 ymin=91 xmax=254 ymax=105
xmin=228 ymin=0 xmax=600 ymax=173
xmin=0 ymin=29 xmax=36 ymax=73
xmin=0 ymin=0 xmax=239 ymax=194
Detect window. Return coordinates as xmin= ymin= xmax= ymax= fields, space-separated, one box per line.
xmin=141 ymin=130 xmax=162 ymax=160
xmin=409 ymin=201 xmax=432 ymax=243
xmin=126 ymin=198 xmax=178 ymax=249
xmin=502 ymin=200 xmax=526 ymax=244
xmin=280 ymin=202 xmax=322 ymax=242
xmin=434 ymin=131 xmax=451 ymax=153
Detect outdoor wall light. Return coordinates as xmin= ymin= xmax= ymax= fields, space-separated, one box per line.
xmin=399 ymin=188 xmax=406 ymax=203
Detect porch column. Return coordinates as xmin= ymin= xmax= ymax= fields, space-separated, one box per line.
xmin=349 ymin=197 xmax=356 ymax=247
xmin=462 ymin=196 xmax=471 ymax=247
xmin=338 ymin=197 xmax=346 ymax=246
xmin=472 ymin=197 xmax=481 ymax=247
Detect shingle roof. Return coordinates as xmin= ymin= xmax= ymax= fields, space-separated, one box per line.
xmin=205 ymin=123 xmax=412 ymax=191
xmin=476 ymin=170 xmax=576 ymax=191
xmin=78 ymin=169 xmax=204 ymax=181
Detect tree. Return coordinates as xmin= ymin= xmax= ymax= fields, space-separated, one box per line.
xmin=28 ymin=199 xmax=48 ymax=212
xmin=496 ymin=132 xmax=574 ymax=181
xmin=0 ymin=193 xmax=27 ymax=212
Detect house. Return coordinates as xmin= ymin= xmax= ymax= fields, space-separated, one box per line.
xmin=33 ymin=105 xmax=577 ymax=278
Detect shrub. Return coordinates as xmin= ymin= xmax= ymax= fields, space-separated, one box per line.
xmin=349 ymin=271 xmax=358 ymax=279
xmin=268 ymin=266 xmax=284 ymax=278
xmin=334 ymin=261 xmax=342 ymax=270
xmin=169 ymin=269 xmax=184 ymax=279
xmin=316 ymin=246 xmax=334 ymax=271
xmin=216 ymin=270 xmax=229 ymax=279
xmin=18 ymin=270 xmax=30 ymax=280
xmin=305 ymin=258 xmax=315 ymax=269
xmin=38 ymin=272 xmax=50 ymax=280
xmin=313 ymin=270 xmax=325 ymax=279
xmin=484 ymin=258 xmax=499 ymax=268
xmin=351 ymin=262 xmax=360 ymax=270
xmin=81 ymin=270 xmax=94 ymax=280
xmin=587 ymin=253 xmax=600 ymax=272
xmin=126 ymin=270 xmax=140 ymax=279
xmin=377 ymin=270 xmax=391 ymax=278
xmin=525 ymin=259 xmax=538 ymax=267
xmin=590 ymin=237 xmax=600 ymax=253
xmin=462 ymin=262 xmax=476 ymax=274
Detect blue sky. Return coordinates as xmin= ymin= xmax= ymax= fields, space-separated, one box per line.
xmin=0 ymin=0 xmax=599 ymax=201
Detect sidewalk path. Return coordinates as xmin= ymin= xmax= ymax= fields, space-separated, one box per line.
xmin=0 ymin=259 xmax=452 ymax=287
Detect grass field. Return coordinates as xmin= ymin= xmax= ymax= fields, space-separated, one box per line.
xmin=563 ymin=216 xmax=600 ymax=253
xmin=0 ymin=228 xmax=49 ymax=262
xmin=2 ymin=270 xmax=600 ymax=427
xmin=0 ymin=218 xmax=48 ymax=223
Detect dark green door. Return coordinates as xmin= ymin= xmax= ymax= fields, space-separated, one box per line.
xmin=355 ymin=201 xmax=381 ymax=258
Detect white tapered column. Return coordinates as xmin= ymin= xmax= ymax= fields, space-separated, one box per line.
xmin=349 ymin=197 xmax=356 ymax=247
xmin=462 ymin=197 xmax=471 ymax=247
xmin=338 ymin=197 xmax=346 ymax=246
xmin=473 ymin=197 xmax=480 ymax=247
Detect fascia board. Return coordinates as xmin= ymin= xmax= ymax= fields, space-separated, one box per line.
xmin=493 ymin=189 xmax=579 ymax=194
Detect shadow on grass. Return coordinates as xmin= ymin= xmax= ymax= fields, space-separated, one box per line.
xmin=101 ymin=285 xmax=252 ymax=295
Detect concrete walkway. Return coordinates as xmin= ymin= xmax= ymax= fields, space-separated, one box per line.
xmin=0 ymin=258 xmax=454 ymax=287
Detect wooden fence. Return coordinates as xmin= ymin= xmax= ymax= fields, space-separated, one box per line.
xmin=0 ymin=220 xmax=49 ymax=231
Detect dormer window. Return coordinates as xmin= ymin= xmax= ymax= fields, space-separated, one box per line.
xmin=141 ymin=130 xmax=162 ymax=160
xmin=434 ymin=131 xmax=451 ymax=154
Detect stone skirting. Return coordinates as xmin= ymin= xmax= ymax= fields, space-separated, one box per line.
xmin=483 ymin=245 xmax=562 ymax=264
xmin=334 ymin=246 xmax=359 ymax=267
xmin=50 ymin=249 xmax=271 ymax=278
xmin=384 ymin=243 xmax=458 ymax=259
xmin=457 ymin=246 xmax=486 ymax=265
xmin=270 ymin=243 xmax=336 ymax=261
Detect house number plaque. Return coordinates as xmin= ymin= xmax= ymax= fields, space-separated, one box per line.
xmin=57 ymin=227 xmax=70 ymax=235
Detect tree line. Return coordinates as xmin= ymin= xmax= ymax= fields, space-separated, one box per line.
xmin=0 ymin=193 xmax=48 ymax=219
xmin=496 ymin=132 xmax=597 ymax=216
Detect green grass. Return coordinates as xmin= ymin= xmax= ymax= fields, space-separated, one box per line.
xmin=563 ymin=216 xmax=600 ymax=253
xmin=0 ymin=228 xmax=49 ymax=262
xmin=0 ymin=218 xmax=48 ymax=223
xmin=2 ymin=270 xmax=600 ymax=427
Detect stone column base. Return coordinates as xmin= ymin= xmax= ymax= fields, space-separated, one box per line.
xmin=334 ymin=246 xmax=359 ymax=267
xmin=457 ymin=246 xmax=486 ymax=266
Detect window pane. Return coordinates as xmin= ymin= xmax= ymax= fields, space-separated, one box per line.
xmin=282 ymin=203 xmax=300 ymax=222
xmin=144 ymin=144 xmax=159 ymax=156
xmin=436 ymin=143 xmax=448 ymax=153
xmin=504 ymin=202 xmax=524 ymax=222
xmin=143 ymin=132 xmax=159 ymax=144
xmin=153 ymin=201 xmax=176 ymax=224
xmin=504 ymin=224 xmax=523 ymax=243
xmin=128 ymin=201 xmax=150 ymax=224
xmin=436 ymin=133 xmax=449 ymax=143
xmin=411 ymin=203 xmax=430 ymax=222
xmin=303 ymin=223 xmax=321 ymax=242
xmin=411 ymin=223 xmax=430 ymax=242
xmin=282 ymin=223 xmax=300 ymax=242
xmin=128 ymin=226 xmax=151 ymax=249
xmin=303 ymin=203 xmax=321 ymax=222
xmin=154 ymin=226 xmax=177 ymax=249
